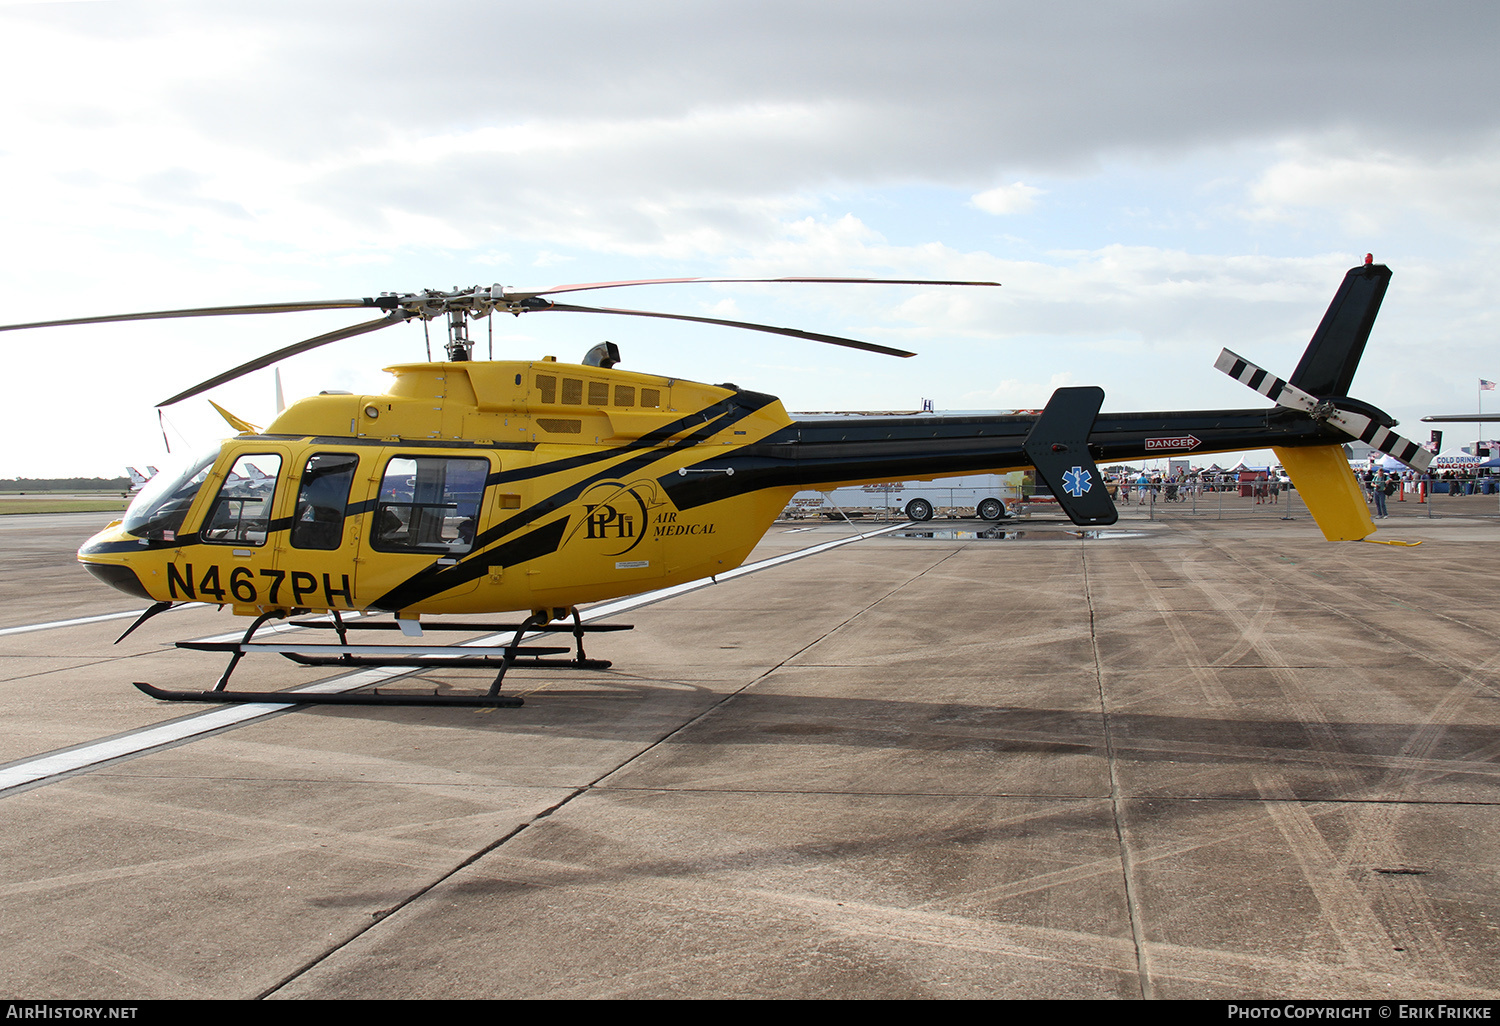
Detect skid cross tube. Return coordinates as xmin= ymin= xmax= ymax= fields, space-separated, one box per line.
xmin=214 ymin=608 xmax=288 ymax=691
xmin=489 ymin=611 xmax=551 ymax=696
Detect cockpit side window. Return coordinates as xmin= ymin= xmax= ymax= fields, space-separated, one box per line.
xmin=372 ymin=455 xmax=488 ymax=554
xmin=202 ymin=454 xmax=282 ymax=546
xmin=290 ymin=453 xmax=358 ymax=551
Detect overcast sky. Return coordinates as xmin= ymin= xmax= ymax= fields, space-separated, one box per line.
xmin=3 ymin=0 xmax=1498 ymax=477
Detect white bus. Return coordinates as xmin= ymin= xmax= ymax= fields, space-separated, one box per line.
xmin=788 ymin=473 xmax=1028 ymax=522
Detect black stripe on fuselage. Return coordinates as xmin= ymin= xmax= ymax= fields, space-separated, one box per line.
xmin=79 ymin=532 xmax=202 ymax=555
xmin=483 ymin=391 xmax=777 ymax=488
xmin=249 ymin=434 xmax=539 ymax=452
xmin=469 ymin=391 xmax=776 ymax=551
xmin=368 ymin=518 xmax=570 ymax=612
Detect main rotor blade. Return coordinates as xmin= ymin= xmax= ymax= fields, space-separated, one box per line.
xmin=0 ymin=299 xmax=380 ymax=334
xmin=517 ymin=276 xmax=1001 ymax=302
xmin=157 ymin=311 xmax=410 ymax=407
xmin=541 ymin=301 xmax=917 ymax=358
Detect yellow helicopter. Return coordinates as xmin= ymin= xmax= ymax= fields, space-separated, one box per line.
xmin=0 ymin=261 xmax=1431 ymax=707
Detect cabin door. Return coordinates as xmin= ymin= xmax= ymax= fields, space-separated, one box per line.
xmin=279 ymin=450 xmax=363 ymax=611
xmin=349 ymin=451 xmax=490 ymax=611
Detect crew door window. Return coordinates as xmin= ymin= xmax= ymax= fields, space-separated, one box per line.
xmin=290 ymin=453 xmax=358 ymax=551
xmin=372 ymin=456 xmax=488 ymax=554
xmin=202 ymin=454 xmax=282 ymax=546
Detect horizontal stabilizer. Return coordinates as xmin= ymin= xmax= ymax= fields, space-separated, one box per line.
xmin=1216 ymin=349 xmax=1432 ymax=472
xmin=1023 ymin=386 xmax=1117 ymax=526
xmin=208 ymin=400 xmax=261 ymax=435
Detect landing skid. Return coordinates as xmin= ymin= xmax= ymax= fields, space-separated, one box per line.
xmin=134 ymin=607 xmax=632 ymax=707
xmin=132 ymin=681 xmax=527 ymax=707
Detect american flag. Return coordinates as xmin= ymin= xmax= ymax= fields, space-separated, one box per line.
xmin=1483 ymin=380 xmax=1496 ymax=391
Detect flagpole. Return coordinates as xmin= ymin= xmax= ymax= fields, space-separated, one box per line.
xmin=1481 ymin=377 xmax=1494 ymax=458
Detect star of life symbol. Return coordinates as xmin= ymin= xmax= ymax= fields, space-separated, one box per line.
xmin=1062 ymin=466 xmax=1092 ymax=498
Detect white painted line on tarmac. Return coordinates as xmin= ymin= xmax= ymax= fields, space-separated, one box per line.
xmin=0 ymin=604 xmax=205 ymax=638
xmin=583 ymin=520 xmax=910 ymax=620
xmin=187 ymin=610 xmax=378 ymax=646
xmin=0 ymin=667 xmax=412 ymax=796
xmin=0 ymin=523 xmax=909 ymax=797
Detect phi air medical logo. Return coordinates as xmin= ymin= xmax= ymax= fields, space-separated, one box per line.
xmin=1062 ymin=466 xmax=1093 ymax=498
xmin=567 ymin=479 xmax=663 ymax=556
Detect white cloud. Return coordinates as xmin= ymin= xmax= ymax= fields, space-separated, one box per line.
xmin=961 ymin=371 xmax=1076 ymax=408
xmin=1247 ymin=136 xmax=1500 ymax=236
xmin=971 ymin=182 xmax=1043 ymax=215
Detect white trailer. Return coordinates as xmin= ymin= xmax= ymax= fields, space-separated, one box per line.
xmin=790 ymin=473 xmax=1027 ymax=522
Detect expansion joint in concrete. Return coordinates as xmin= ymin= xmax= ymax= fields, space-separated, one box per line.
xmin=1082 ymin=543 xmax=1153 ymax=1000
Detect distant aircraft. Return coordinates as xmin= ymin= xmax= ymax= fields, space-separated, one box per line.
xmin=125 ymin=467 xmax=159 ymax=493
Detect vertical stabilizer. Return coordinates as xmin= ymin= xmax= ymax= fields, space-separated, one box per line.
xmin=1289 ymin=262 xmax=1391 ymax=399
xmin=1023 ymin=386 xmax=1117 ymax=526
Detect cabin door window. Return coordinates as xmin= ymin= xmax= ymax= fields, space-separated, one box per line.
xmin=290 ymin=453 xmax=359 ymax=551
xmin=201 ymin=453 xmax=282 ymax=546
xmin=372 ymin=456 xmax=489 ymax=554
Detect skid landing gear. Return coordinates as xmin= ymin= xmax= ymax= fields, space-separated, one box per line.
xmin=133 ymin=607 xmax=632 ymax=707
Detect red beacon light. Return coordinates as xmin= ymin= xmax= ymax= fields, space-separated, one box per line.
xmin=1365 ymin=253 xmax=1374 ymax=265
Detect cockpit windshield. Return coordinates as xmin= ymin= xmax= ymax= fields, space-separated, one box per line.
xmin=122 ymin=446 xmax=221 ymax=541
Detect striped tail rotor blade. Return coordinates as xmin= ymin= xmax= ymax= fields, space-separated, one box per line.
xmin=1215 ymin=349 xmax=1433 ymax=472
xmin=1323 ymin=409 xmax=1434 ymax=473
xmin=1214 ymin=348 xmax=1319 ymax=414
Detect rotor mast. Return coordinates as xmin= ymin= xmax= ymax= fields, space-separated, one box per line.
xmin=445 ymin=308 xmax=473 ymax=362
xmin=381 ymin=285 xmax=508 ymax=363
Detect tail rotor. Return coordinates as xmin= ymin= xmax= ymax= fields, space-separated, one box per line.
xmin=1215 ymin=348 xmax=1432 ymax=473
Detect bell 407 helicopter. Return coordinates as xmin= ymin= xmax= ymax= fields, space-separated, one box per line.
xmin=0 ymin=259 xmax=1429 ymax=708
